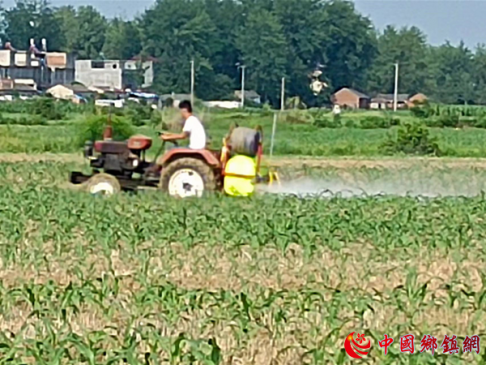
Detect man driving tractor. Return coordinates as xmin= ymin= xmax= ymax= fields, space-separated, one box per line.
xmin=71 ymin=99 xmax=279 ymax=198
xmin=159 ymin=100 xmax=257 ymax=196
xmin=160 ymin=100 xmax=207 ymax=149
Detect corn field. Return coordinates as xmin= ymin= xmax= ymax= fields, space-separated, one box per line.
xmin=0 ymin=161 xmax=485 ymax=364
xmin=412 ymin=103 xmax=486 ymax=118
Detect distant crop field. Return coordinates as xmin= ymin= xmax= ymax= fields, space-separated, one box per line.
xmin=3 ymin=113 xmax=486 ymax=157
xmin=2 ymin=98 xmax=486 ymax=157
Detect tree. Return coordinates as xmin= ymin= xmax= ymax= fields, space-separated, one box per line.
xmin=192 ymin=0 xmax=240 ymax=99
xmin=103 ymin=19 xmax=142 ymax=60
xmin=473 ymin=45 xmax=486 ymax=104
xmin=430 ymin=42 xmax=475 ymax=104
xmin=367 ymin=26 xmax=432 ymax=96
xmin=236 ymin=8 xmax=287 ymax=104
xmin=56 ymin=5 xmax=107 ymax=59
xmin=55 ymin=6 xmax=76 ymax=53
xmin=140 ymin=0 xmax=216 ymax=95
xmin=2 ymin=0 xmax=64 ymax=50
xmin=273 ymin=0 xmax=328 ymax=105
xmin=203 ymin=0 xmax=242 ymax=78
xmin=321 ymin=0 xmax=377 ymax=91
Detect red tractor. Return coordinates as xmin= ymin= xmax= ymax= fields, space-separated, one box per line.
xmin=70 ymin=126 xmax=278 ymax=198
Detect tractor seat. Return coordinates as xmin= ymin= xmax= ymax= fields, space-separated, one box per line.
xmin=127 ymin=135 xmax=153 ymax=151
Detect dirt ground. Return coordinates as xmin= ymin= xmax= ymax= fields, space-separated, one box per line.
xmin=0 ymin=153 xmax=83 ymax=163
xmin=268 ymin=156 xmax=486 ymax=169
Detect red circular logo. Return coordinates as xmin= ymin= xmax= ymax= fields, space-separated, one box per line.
xmin=344 ymin=332 xmax=371 ymax=359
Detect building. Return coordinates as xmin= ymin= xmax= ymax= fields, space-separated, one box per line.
xmin=370 ymin=94 xmax=414 ymax=110
xmin=0 ymin=78 xmax=38 ymax=100
xmin=407 ymin=93 xmax=428 ymax=107
xmin=75 ymin=59 xmax=154 ymax=91
xmin=203 ymin=101 xmax=241 ymax=109
xmin=0 ymin=41 xmax=75 ymax=90
xmin=46 ymin=84 xmax=93 ymax=100
xmin=125 ymin=56 xmax=155 ymax=89
xmin=332 ymin=88 xmax=370 ymax=109
xmin=234 ymin=90 xmax=261 ymax=105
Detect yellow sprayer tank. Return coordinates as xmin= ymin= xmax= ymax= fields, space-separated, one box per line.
xmin=224 ymin=155 xmax=256 ymax=197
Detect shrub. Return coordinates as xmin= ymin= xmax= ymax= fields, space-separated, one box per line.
xmin=76 ymin=114 xmax=134 ymax=147
xmin=388 ymin=117 xmax=401 ymax=126
xmin=14 ymin=115 xmax=46 ymax=125
xmin=0 ymin=114 xmax=46 ymax=125
xmin=344 ymin=119 xmax=355 ymax=128
xmin=410 ymin=103 xmax=433 ymax=118
xmin=31 ymin=98 xmax=64 ymax=120
xmin=359 ymin=116 xmax=390 ymax=129
xmin=314 ymin=117 xmax=341 ymax=128
xmin=286 ymin=110 xmax=314 ymax=124
xmin=437 ymin=114 xmax=460 ymax=128
xmin=0 ymin=100 xmax=30 ymax=114
xmin=99 ymin=106 xmax=125 ymax=117
xmin=333 ymin=113 xmax=341 ymax=125
xmin=425 ymin=118 xmax=445 ymax=128
xmin=383 ymin=122 xmax=441 ymax=156
xmin=125 ymin=101 xmax=153 ymax=126
xmin=474 ymin=118 xmax=486 ymax=128
xmin=150 ymin=110 xmax=159 ymax=127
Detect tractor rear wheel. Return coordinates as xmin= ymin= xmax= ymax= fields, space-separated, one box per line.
xmin=159 ymin=158 xmax=215 ymax=198
xmin=84 ymin=173 xmax=121 ymax=196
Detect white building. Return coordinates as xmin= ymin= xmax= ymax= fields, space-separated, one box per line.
xmin=75 ymin=59 xmax=154 ymax=90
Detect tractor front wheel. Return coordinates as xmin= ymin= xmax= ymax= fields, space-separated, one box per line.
xmin=159 ymin=158 xmax=215 ymax=198
xmin=84 ymin=173 xmax=121 ymax=196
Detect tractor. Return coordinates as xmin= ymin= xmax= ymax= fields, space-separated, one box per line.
xmin=70 ymin=124 xmax=279 ymax=198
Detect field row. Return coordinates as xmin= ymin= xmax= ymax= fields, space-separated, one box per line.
xmin=3 ymin=159 xmax=486 ymax=198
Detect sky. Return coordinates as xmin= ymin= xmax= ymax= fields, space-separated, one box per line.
xmin=2 ymin=0 xmax=485 ymax=48
xmin=354 ymin=0 xmax=486 ymax=48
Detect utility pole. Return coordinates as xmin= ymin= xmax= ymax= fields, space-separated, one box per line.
xmin=270 ymin=113 xmax=277 ymax=158
xmin=190 ymin=59 xmax=195 ymax=106
xmin=393 ymin=62 xmax=399 ymax=112
xmin=280 ymin=77 xmax=285 ymax=112
xmin=240 ymin=65 xmax=246 ymax=108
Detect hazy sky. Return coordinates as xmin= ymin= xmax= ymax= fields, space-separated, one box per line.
xmin=354 ymin=0 xmax=486 ymax=48
xmin=3 ymin=0 xmax=485 ymax=48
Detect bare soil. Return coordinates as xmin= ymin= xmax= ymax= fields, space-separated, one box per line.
xmin=0 ymin=153 xmax=83 ymax=163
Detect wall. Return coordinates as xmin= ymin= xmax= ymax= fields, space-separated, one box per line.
xmin=334 ymin=89 xmax=360 ymax=108
xmin=203 ymin=101 xmax=240 ymax=109
xmin=0 ymin=50 xmax=75 ymax=89
xmin=75 ymin=60 xmax=123 ymax=90
xmin=75 ymin=60 xmax=154 ymax=90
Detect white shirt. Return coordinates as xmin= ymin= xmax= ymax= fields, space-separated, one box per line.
xmin=183 ymin=115 xmax=206 ymax=149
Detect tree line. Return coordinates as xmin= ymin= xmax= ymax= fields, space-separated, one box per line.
xmin=1 ymin=0 xmax=484 ymax=106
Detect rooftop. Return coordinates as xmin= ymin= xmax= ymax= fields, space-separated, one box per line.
xmin=234 ymin=90 xmax=260 ymax=99
xmin=334 ymin=88 xmax=370 ymax=99
xmin=373 ymin=93 xmax=410 ymax=102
